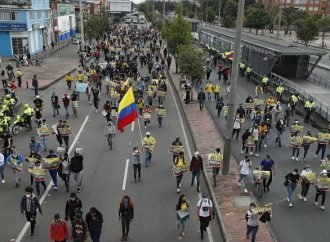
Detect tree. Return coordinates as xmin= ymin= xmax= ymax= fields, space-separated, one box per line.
xmin=84 ymin=13 xmax=108 ymax=41
xmin=245 ymin=6 xmax=271 ymax=34
xmin=223 ymin=0 xmax=238 ymax=18
xmin=318 ymin=17 xmax=330 ymax=47
xmin=283 ymin=7 xmax=308 ymax=34
xmin=223 ymin=15 xmax=235 ymax=28
xmin=295 ymin=17 xmax=319 ymax=46
xmin=205 ymin=7 xmax=216 ymax=23
xmin=178 ymin=45 xmax=205 ymax=82
xmin=163 ymin=3 xmax=193 ymax=54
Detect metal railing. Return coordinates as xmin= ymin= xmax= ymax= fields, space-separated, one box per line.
xmin=270 ymin=72 xmax=330 ymax=121
xmin=307 ymin=72 xmax=330 ymax=89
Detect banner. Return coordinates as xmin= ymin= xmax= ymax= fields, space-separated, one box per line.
xmin=110 ymin=92 xmax=120 ymax=100
xmin=157 ymin=90 xmax=166 ymax=97
xmin=322 ymin=161 xmax=330 ymax=170
xmin=76 ymin=83 xmax=88 ymax=92
xmin=254 ymin=99 xmax=264 ymax=106
xmin=302 ymin=172 xmax=317 ymax=183
xmin=289 ymin=136 xmax=303 ymax=148
xmin=37 ymin=126 xmax=51 ymax=137
xmin=303 ymin=136 xmax=318 ymax=144
xmin=172 ymin=164 xmax=189 ymax=176
xmin=290 ymin=124 xmax=304 ymax=133
xmin=316 ymin=177 xmax=330 ymax=190
xmin=156 ymin=108 xmax=166 ymax=117
xmin=58 ymin=127 xmax=72 ymax=136
xmin=244 ymin=103 xmax=255 ymax=109
xmin=168 ymin=145 xmax=184 ymax=155
xmin=26 ymin=157 xmax=39 ymax=168
xmin=245 ymin=135 xmax=255 ymax=147
xmin=254 ymin=207 xmax=272 ymax=214
xmin=317 ymin=132 xmax=330 ymax=144
xmin=28 ymin=167 xmax=46 ymax=179
xmin=143 ymin=112 xmax=151 ymax=120
xmin=208 ymin=153 xmax=223 ymax=168
xmin=43 ymin=157 xmax=61 ymax=170
xmin=57 ymin=146 xmax=66 ymax=155
xmin=9 ymin=158 xmax=22 ymax=172
xmin=143 ymin=144 xmax=154 ymax=153
xmin=253 ymin=170 xmax=270 ymax=178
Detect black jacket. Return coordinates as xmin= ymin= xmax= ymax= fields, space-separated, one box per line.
xmin=86 ymin=210 xmax=103 ymax=233
xmin=70 ymin=155 xmax=83 ymax=173
xmin=198 ymin=92 xmax=206 ymax=101
xmin=65 ymin=198 xmax=82 ymax=220
xmin=118 ymin=202 xmax=134 ymax=220
xmin=20 ymin=195 xmax=42 ymax=214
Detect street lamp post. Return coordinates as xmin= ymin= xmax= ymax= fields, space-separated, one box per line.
xmin=163 ymin=0 xmax=166 ymax=28
xmin=79 ymin=0 xmax=85 ymax=51
xmin=222 ymin=0 xmax=245 ymax=175
xmin=219 ymin=0 xmax=221 ymax=26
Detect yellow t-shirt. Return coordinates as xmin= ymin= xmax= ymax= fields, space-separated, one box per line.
xmin=181 ymin=202 xmax=188 ymax=210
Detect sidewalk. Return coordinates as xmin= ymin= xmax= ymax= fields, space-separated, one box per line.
xmin=1 ymin=44 xmax=80 ymax=105
xmin=166 ymin=66 xmax=275 ymax=241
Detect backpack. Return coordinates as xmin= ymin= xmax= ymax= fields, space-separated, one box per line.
xmin=199 ymin=199 xmax=211 ymax=213
xmin=245 ymin=209 xmax=252 ymax=222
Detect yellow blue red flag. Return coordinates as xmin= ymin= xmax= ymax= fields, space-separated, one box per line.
xmin=117 ymin=87 xmax=138 ymax=132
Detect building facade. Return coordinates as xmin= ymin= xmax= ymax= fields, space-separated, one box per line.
xmin=0 ymin=0 xmax=52 ymax=57
xmin=51 ymin=1 xmax=76 ymax=43
xmin=258 ymin=0 xmax=330 ymax=15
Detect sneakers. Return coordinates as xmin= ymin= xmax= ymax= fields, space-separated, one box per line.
xmin=181 ymin=232 xmax=185 ymax=237
xmin=320 ymin=206 xmax=325 ymax=210
xmin=295 ymin=157 xmax=299 ymax=161
xmin=298 ymin=194 xmax=303 ymax=200
xmin=77 ymin=187 xmax=81 ymax=193
xmin=264 ymin=144 xmax=267 ymax=148
xmin=292 ymin=156 xmax=294 ymax=160
xmin=237 ymin=181 xmax=241 ymax=186
xmin=287 ymin=197 xmax=289 ymax=202
xmin=289 ymin=203 xmax=293 ymax=207
xmin=179 ymin=183 xmax=182 ymax=188
xmin=315 ymin=202 xmax=318 ymax=206
xmin=314 ymin=154 xmax=318 ymax=158
xmin=1 ymin=179 xmax=4 ymax=184
xmin=54 ymin=186 xmax=58 ymax=191
xmin=303 ymin=197 xmax=307 ymax=202
xmin=177 ymin=188 xmax=180 ymax=193
xmin=250 ymin=151 xmax=253 ymax=155
xmin=255 ymin=153 xmax=259 ymax=157
xmin=240 ymin=150 xmax=244 ymax=154
xmin=244 ymin=188 xmax=248 ymax=193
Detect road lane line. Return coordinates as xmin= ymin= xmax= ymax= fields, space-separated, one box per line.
xmin=131 ymin=121 xmax=135 ymax=132
xmin=168 ymin=80 xmax=214 ymax=242
xmin=122 ymin=159 xmax=130 ymax=190
xmin=137 ymin=118 xmax=143 ymax=144
xmin=16 ymin=115 xmax=90 ymax=242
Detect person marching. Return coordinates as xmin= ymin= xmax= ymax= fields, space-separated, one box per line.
xmin=72 ymin=213 xmax=88 ymax=242
xmin=213 ymin=83 xmax=220 ymax=101
xmin=238 ymin=155 xmax=252 ymax=193
xmin=60 ymin=120 xmax=71 ymax=149
xmin=31 ymin=159 xmax=46 ymax=197
xmin=26 ymin=148 xmax=41 ymax=186
xmin=66 ymin=73 xmax=73 ymax=90
xmin=302 ymin=131 xmax=315 ymax=161
xmin=259 ymin=154 xmax=275 ymax=192
xmin=52 ymin=120 xmax=64 ymax=147
xmin=65 ymin=192 xmax=83 ymax=226
xmin=137 ymin=98 xmax=144 ymax=118
xmin=284 ymin=168 xmax=300 ymax=207
xmin=6 ymin=146 xmax=23 ymax=188
xmin=299 ymin=165 xmax=313 ymax=202
xmin=142 ymin=132 xmax=156 ymax=167
xmin=190 ymin=151 xmax=203 ymax=192
xmin=118 ymin=195 xmax=134 ymax=241
xmin=104 ymin=120 xmax=116 ymax=149
xmin=155 ymin=104 xmax=166 ymax=127
xmin=20 ymin=186 xmax=42 ymax=236
xmin=176 ymin=195 xmax=190 ymax=238
xmin=132 ymin=147 xmax=141 ymax=182
xmin=245 ymin=202 xmax=259 ymax=242
xmin=173 ymin=151 xmax=188 ymax=193
xmin=86 ymin=207 xmax=104 ymax=242
xmin=45 ymin=149 xmax=60 ymax=191
xmin=58 ymin=152 xmax=71 ymax=192
xmin=142 ymin=105 xmax=152 ymax=128
xmin=197 ymin=193 xmax=214 ymax=240
xmin=38 ymin=118 xmax=51 ymax=151
xmin=50 ymin=213 xmax=69 ymax=242
xmin=208 ymin=148 xmax=223 ymax=187
xmin=70 ymin=150 xmax=84 ymax=193
xmin=315 ymin=168 xmax=329 ymax=211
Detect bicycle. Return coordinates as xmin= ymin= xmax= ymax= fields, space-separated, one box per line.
xmin=253 ymin=174 xmax=267 ymax=198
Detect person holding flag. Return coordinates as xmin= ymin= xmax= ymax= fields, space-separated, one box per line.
xmin=117 ymin=86 xmax=138 ymax=133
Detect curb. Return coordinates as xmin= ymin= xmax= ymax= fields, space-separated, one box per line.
xmin=165 ymin=67 xmax=228 ymax=242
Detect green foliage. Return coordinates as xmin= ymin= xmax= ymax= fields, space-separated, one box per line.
xmin=283 ymin=7 xmax=308 ymax=32
xmin=205 ymin=7 xmax=216 ymax=23
xmin=163 ymin=3 xmax=193 ymax=54
xmin=178 ymin=45 xmax=205 ymax=81
xmin=84 ymin=13 xmax=109 ymax=41
xmin=113 ymin=16 xmax=121 ymax=24
xmin=223 ymin=0 xmax=238 ymax=18
xmin=295 ymin=17 xmax=319 ymax=46
xmin=318 ymin=17 xmax=330 ymax=35
xmin=223 ymin=15 xmax=235 ymax=28
xmin=245 ymin=6 xmax=271 ymax=34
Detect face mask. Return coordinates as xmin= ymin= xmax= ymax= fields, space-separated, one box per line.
xmin=293 ymin=172 xmax=297 ymax=175
xmin=26 ymin=194 xmax=31 ymax=198
xmin=147 ymin=135 xmax=150 ymax=138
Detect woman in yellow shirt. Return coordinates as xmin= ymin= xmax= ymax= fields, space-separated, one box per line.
xmin=176 ymin=195 xmax=189 ymax=237
xmin=174 ymin=151 xmax=187 ymax=193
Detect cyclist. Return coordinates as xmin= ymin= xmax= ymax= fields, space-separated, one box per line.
xmin=104 ymin=120 xmax=116 ymax=149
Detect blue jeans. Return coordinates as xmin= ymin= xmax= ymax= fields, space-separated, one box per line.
xmin=52 ymin=104 xmax=59 ymax=117
xmin=90 ymin=231 xmax=101 ymax=242
xmin=145 ymin=151 xmax=152 ymax=166
xmin=239 ymin=174 xmax=249 ymax=189
xmin=49 ymin=170 xmax=58 ymax=187
xmin=61 ymin=173 xmax=70 ymax=191
xmin=246 ymin=225 xmax=258 ymax=242
xmin=64 ymin=105 xmax=69 ymax=118
xmin=276 ymin=130 xmax=282 ymax=146
xmin=287 ymin=183 xmax=297 ymax=203
xmin=0 ymin=165 xmax=4 ymax=179
xmin=191 ymin=170 xmax=201 ymax=188
xmin=40 ymin=136 xmax=48 ymax=151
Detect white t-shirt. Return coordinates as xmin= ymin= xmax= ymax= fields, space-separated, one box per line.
xmin=0 ymin=153 xmax=4 ymax=166
xmin=197 ymin=198 xmax=213 ymax=217
xmin=233 ymin=118 xmax=241 ymax=129
xmin=240 ymin=159 xmax=251 ymax=175
xmin=251 ymin=127 xmax=259 ymax=141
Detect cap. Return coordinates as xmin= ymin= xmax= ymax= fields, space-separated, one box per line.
xmin=194 ymin=151 xmax=200 ymax=155
xmin=70 ymin=192 xmax=76 ymax=198
xmin=54 ymin=213 xmax=60 ymax=219
xmin=202 ymin=193 xmax=208 ymax=198
xmin=146 ymin=131 xmax=150 ymax=135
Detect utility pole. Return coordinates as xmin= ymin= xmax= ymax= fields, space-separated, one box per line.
xmin=79 ymin=0 xmax=85 ymax=52
xmin=163 ymin=0 xmax=166 ymax=28
xmin=322 ymin=0 xmax=330 ymax=47
xmin=218 ymin=0 xmax=221 ymax=26
xmin=276 ymin=5 xmax=282 ymax=40
xmin=222 ymin=0 xmax=245 ymax=175
xmin=153 ymin=0 xmax=155 ymax=23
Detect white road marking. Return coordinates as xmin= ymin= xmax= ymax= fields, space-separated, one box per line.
xmin=137 ymin=118 xmax=143 ymax=144
xmin=16 ymin=115 xmax=90 ymax=242
xmin=168 ymin=80 xmax=214 ymax=242
xmin=122 ymin=159 xmax=130 ymax=190
xmin=131 ymin=121 xmax=135 ymax=132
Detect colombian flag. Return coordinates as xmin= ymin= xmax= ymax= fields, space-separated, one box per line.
xmin=117 ymin=87 xmax=138 ymax=132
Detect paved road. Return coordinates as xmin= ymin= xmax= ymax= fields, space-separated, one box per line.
xmin=0 ymin=55 xmax=222 ymax=241
xmin=203 ymin=69 xmax=329 ymax=242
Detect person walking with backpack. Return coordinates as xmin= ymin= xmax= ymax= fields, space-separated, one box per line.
xmin=86 ymin=207 xmax=104 ymax=242
xmin=118 ymin=195 xmax=134 ymax=241
xmin=65 ymin=192 xmax=83 ymax=226
xmin=20 ymin=186 xmax=42 ymax=236
xmin=245 ymin=202 xmax=259 ymax=242
xmin=70 ymin=150 xmax=83 ymax=193
xmin=50 ymin=213 xmax=69 ymax=242
xmin=197 ymin=193 xmax=214 ymax=240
